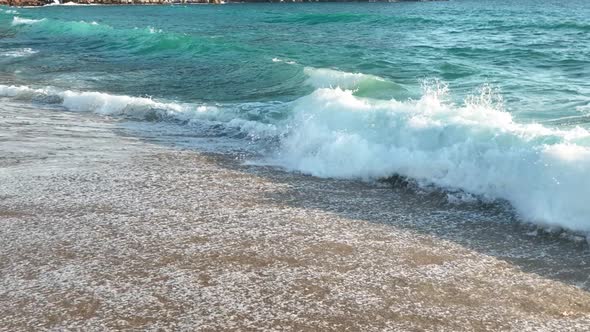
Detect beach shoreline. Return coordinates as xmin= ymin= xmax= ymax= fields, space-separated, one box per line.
xmin=1 ymin=101 xmax=590 ymax=330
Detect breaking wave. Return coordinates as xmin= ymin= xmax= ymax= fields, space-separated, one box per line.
xmin=275 ymin=84 xmax=590 ymax=233
xmin=0 ymin=84 xmax=282 ymax=139
xmin=2 ymin=65 xmax=590 ymax=233
xmin=303 ymin=67 xmax=411 ymax=99
xmin=12 ymin=17 xmax=45 ymax=26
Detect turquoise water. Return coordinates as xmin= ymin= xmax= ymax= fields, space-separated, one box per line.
xmin=1 ymin=1 xmax=590 ymax=231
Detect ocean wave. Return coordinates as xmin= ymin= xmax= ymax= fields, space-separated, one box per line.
xmin=303 ymin=67 xmax=379 ymax=89
xmin=8 ymin=16 xmax=241 ymax=56
xmin=264 ymin=13 xmax=369 ymax=25
xmin=507 ymin=21 xmax=590 ymax=32
xmin=2 ymin=69 xmax=590 ymax=233
xmin=0 ymin=84 xmax=281 ymax=139
xmin=468 ymin=20 xmax=590 ymax=34
xmin=0 ymin=84 xmax=214 ymax=119
xmin=12 ymin=16 xmax=45 ymax=26
xmin=273 ymin=82 xmax=590 ymax=233
xmin=264 ymin=13 xmax=441 ymax=26
xmin=303 ymin=67 xmax=411 ymax=99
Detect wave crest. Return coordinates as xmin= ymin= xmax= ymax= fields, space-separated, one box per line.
xmin=303 ymin=67 xmax=411 ymax=100
xmin=12 ymin=16 xmax=45 ymax=26
xmin=275 ymin=83 xmax=590 ymax=232
xmin=0 ymin=84 xmax=281 ymax=140
xmin=9 ymin=16 xmax=240 ymax=56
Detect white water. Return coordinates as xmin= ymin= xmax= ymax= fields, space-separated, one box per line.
xmin=2 ymin=66 xmax=590 ymax=233
xmin=275 ymin=75 xmax=590 ymax=233
xmin=43 ymin=1 xmax=91 ymax=5
xmin=0 ymin=48 xmax=37 ymax=57
xmin=0 ymin=84 xmax=279 ymax=139
xmin=303 ymin=67 xmax=383 ymax=89
xmin=0 ymin=84 xmax=212 ymax=116
xmin=0 ymin=9 xmax=19 ymax=14
xmin=11 ymin=17 xmax=45 ymax=26
xmin=272 ymin=57 xmax=297 ymax=65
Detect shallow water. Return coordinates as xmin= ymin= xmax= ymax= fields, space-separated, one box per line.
xmin=2 ymin=102 xmax=590 ymax=330
xmin=1 ymin=1 xmax=590 ymax=232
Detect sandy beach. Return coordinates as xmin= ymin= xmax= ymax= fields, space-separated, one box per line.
xmin=0 ymin=102 xmax=589 ymax=331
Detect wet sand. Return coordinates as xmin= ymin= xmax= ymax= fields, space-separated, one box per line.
xmin=2 ymin=102 xmax=590 ymax=331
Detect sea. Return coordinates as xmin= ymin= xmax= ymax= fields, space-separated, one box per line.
xmin=1 ymin=0 xmax=589 ymax=233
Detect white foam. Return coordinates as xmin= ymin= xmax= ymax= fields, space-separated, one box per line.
xmin=148 ymin=27 xmax=163 ymax=34
xmin=11 ymin=17 xmax=45 ymax=26
xmin=0 ymin=9 xmax=19 ymax=14
xmin=272 ymin=58 xmax=297 ymax=65
xmin=273 ymin=84 xmax=590 ymax=232
xmin=303 ymin=67 xmax=383 ymax=89
xmin=0 ymin=84 xmax=279 ymax=139
xmin=576 ymin=102 xmax=590 ymax=113
xmin=2 ymin=79 xmax=590 ymax=233
xmin=43 ymin=1 xmax=92 ymax=5
xmin=0 ymin=48 xmax=38 ymax=57
xmin=0 ymin=84 xmax=190 ymax=115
